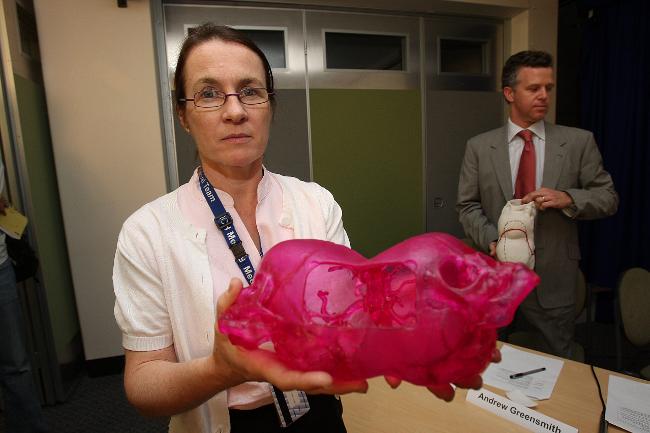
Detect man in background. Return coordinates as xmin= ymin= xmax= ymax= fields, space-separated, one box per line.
xmin=0 ymin=157 xmax=48 ymax=433
xmin=456 ymin=50 xmax=618 ymax=358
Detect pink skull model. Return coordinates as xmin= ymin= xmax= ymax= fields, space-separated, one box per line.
xmin=219 ymin=233 xmax=539 ymax=386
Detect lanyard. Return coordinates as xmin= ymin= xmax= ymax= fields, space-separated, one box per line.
xmin=197 ymin=167 xmax=256 ymax=285
xmin=198 ymin=167 xmax=310 ymax=427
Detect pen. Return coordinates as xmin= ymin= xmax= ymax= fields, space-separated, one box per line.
xmin=509 ymin=367 xmax=546 ymax=379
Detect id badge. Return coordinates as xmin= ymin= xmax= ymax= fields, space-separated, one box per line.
xmin=270 ymin=386 xmax=310 ymax=427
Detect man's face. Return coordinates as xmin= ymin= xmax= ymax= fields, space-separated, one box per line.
xmin=504 ymin=66 xmax=554 ymax=127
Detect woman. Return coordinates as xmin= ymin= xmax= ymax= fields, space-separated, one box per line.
xmin=113 ymin=24 xmax=366 ymax=433
xmin=113 ymin=24 xmax=487 ymax=433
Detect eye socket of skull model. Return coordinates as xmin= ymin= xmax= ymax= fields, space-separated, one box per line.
xmin=438 ymin=255 xmax=480 ymax=290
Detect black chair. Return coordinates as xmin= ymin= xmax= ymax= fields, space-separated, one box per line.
xmin=615 ymin=267 xmax=650 ymax=379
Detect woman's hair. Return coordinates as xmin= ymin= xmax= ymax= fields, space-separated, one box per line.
xmin=174 ymin=23 xmax=276 ymax=111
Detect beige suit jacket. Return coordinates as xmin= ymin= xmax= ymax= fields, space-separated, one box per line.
xmin=457 ymin=123 xmax=618 ymax=308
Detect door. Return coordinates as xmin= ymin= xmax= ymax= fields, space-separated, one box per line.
xmin=306 ymin=11 xmax=423 ymax=257
xmin=0 ymin=0 xmax=81 ymax=403
xmin=424 ymin=17 xmax=505 ymax=238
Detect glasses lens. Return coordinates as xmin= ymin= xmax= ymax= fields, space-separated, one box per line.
xmin=239 ymin=87 xmax=269 ymax=105
xmin=195 ymin=87 xmax=225 ymax=108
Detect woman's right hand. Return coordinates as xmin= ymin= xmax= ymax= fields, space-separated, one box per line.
xmin=212 ymin=278 xmax=368 ymax=395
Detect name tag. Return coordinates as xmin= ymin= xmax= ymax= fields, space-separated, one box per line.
xmin=467 ymin=389 xmax=578 ymax=433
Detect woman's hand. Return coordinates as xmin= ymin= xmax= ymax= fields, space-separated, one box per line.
xmin=213 ymin=278 xmax=368 ymax=395
xmin=384 ymin=346 xmax=502 ymax=401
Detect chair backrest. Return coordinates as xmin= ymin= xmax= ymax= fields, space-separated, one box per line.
xmin=575 ymin=270 xmax=587 ymax=318
xmin=618 ymin=267 xmax=650 ymax=346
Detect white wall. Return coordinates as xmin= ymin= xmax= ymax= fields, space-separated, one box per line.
xmin=34 ymin=0 xmax=167 ymax=360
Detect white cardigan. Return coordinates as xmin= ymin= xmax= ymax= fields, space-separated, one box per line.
xmin=113 ymin=171 xmax=349 ymax=433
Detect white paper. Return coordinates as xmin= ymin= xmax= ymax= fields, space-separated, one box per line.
xmin=605 ymin=375 xmax=650 ymax=433
xmin=482 ymin=344 xmax=564 ymax=400
xmin=467 ymin=389 xmax=577 ymax=433
xmin=507 ymin=389 xmax=538 ymax=408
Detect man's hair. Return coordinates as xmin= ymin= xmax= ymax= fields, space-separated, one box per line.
xmin=501 ymin=50 xmax=553 ymax=89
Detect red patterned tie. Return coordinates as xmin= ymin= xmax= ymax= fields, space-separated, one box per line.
xmin=514 ymin=129 xmax=536 ymax=199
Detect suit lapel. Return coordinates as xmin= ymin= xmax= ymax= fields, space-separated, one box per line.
xmin=542 ymin=123 xmax=567 ymax=189
xmin=489 ymin=127 xmax=513 ymax=200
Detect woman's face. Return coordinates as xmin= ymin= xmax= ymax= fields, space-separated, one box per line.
xmin=178 ymin=39 xmax=272 ymax=172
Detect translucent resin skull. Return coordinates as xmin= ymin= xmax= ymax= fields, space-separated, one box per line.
xmin=219 ymin=233 xmax=539 ymax=386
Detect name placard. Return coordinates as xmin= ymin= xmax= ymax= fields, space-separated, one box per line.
xmin=467 ymin=389 xmax=578 ymax=433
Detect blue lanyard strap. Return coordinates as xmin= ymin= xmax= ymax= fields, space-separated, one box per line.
xmin=198 ymin=167 xmax=309 ymax=426
xmin=198 ymin=167 xmax=256 ymax=285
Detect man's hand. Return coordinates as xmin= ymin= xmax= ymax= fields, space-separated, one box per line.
xmin=213 ymin=278 xmax=368 ymax=395
xmin=522 ymin=188 xmax=573 ymax=211
xmin=384 ymin=347 xmax=502 ymax=401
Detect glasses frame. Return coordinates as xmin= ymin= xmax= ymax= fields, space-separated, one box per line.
xmin=179 ymin=87 xmax=274 ymax=109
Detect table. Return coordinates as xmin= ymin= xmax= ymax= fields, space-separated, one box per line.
xmin=341 ymin=343 xmax=645 ymax=432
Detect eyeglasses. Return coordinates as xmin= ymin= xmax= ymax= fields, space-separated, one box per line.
xmin=179 ymin=86 xmax=274 ymax=109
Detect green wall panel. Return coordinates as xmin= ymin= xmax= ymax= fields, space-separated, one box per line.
xmin=310 ymin=89 xmax=423 ymax=257
xmin=15 ymin=74 xmax=79 ymax=357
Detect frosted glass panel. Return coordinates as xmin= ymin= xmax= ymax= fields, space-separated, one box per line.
xmin=187 ymin=27 xmax=287 ymax=68
xmin=239 ymin=29 xmax=286 ymax=68
xmin=325 ymin=32 xmax=405 ymax=70
xmin=439 ymin=39 xmax=485 ymax=74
